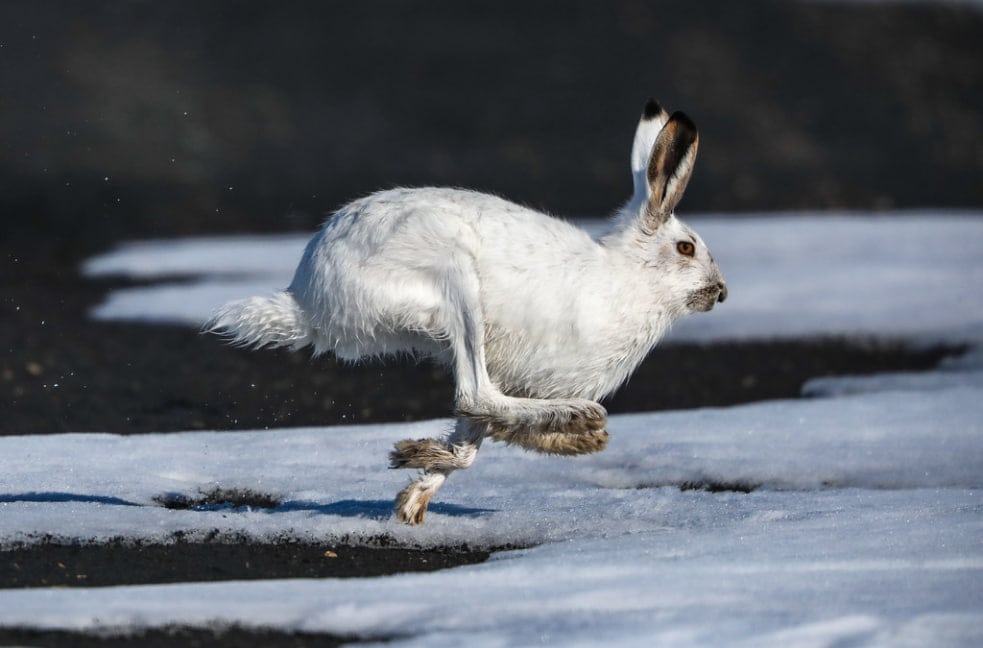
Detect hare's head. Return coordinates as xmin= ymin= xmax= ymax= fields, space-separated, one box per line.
xmin=615 ymin=99 xmax=727 ymax=314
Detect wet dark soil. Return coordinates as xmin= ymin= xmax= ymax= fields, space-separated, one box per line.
xmin=0 ymin=540 xmax=493 ymax=589
xmin=0 ymin=626 xmax=364 ymax=648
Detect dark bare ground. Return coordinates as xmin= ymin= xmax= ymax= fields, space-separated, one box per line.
xmin=0 ymin=540 xmax=493 ymax=589
xmin=0 ymin=539 xmax=490 ymax=646
xmin=0 ymin=626 xmax=364 ymax=648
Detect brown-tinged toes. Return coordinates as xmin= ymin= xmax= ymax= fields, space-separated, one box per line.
xmin=394 ymin=484 xmax=432 ymax=525
xmin=571 ymin=409 xmax=607 ymax=433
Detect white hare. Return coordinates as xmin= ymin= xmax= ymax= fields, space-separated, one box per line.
xmin=207 ymin=99 xmax=726 ymax=524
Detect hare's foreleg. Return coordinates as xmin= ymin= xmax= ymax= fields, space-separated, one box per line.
xmin=442 ymin=260 xmax=608 ymax=447
xmin=390 ymin=417 xmax=486 ymax=525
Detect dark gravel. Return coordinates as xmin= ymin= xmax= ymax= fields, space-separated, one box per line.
xmin=0 ymin=540 xmax=493 ymax=589
xmin=0 ymin=626 xmax=365 ymax=648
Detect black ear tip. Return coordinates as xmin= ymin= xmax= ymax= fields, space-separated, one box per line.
xmin=642 ymin=98 xmax=665 ymax=120
xmin=669 ymin=111 xmax=698 ymax=133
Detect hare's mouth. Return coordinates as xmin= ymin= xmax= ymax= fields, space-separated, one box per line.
xmin=687 ymin=283 xmax=727 ymax=312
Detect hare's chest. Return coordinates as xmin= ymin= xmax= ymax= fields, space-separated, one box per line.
xmin=481 ymin=276 xmax=668 ymax=400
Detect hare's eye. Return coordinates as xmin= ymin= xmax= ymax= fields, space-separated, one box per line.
xmin=676 ymin=241 xmax=695 ymax=257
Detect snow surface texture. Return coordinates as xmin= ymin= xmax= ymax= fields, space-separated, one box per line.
xmin=2 ymin=211 xmax=981 ymax=645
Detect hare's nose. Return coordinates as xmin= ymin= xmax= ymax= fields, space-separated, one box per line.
xmin=717 ymin=282 xmax=728 ymax=303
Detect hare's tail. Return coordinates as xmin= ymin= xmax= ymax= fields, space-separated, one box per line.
xmin=203 ymin=291 xmax=312 ymax=351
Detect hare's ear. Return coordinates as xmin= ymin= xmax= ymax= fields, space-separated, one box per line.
xmin=630 ymin=99 xmax=671 ymax=200
xmin=645 ymin=111 xmax=699 ymax=229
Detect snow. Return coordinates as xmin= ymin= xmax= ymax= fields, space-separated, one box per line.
xmin=1 ymin=401 xmax=981 ymax=644
xmin=3 ymin=210 xmax=982 ymax=645
xmin=2 ymin=373 xmax=980 ymax=547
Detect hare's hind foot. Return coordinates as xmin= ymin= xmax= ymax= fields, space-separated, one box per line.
xmin=389 ymin=419 xmax=486 ymax=524
xmin=389 ymin=442 xmax=463 ymax=524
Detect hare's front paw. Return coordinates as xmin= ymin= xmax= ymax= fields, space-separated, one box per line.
xmin=515 ymin=397 xmax=606 ymax=432
xmin=484 ymin=419 xmax=609 ymax=456
xmin=553 ymin=398 xmax=607 ymax=431
xmin=458 ymin=396 xmax=606 ymax=430
xmin=468 ymin=397 xmax=609 ymax=456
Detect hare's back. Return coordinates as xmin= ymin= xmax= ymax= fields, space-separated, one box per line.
xmin=321 ymin=187 xmax=590 ymax=260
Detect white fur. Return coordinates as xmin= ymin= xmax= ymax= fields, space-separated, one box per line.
xmin=206 ymin=102 xmax=726 ymax=524
xmin=629 ymin=103 xmax=670 ymax=208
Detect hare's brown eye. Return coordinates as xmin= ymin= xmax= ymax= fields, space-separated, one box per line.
xmin=676 ymin=241 xmax=695 ymax=257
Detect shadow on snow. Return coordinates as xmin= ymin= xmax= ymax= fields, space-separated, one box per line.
xmin=276 ymin=498 xmax=495 ymax=520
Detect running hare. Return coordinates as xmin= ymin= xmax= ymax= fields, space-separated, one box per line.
xmin=208 ymin=99 xmax=727 ymax=524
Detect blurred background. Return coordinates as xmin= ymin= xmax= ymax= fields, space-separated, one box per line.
xmin=2 ymin=0 xmax=981 ymax=434
xmin=5 ymin=0 xmax=983 ymax=248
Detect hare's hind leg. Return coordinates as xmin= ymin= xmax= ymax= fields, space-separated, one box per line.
xmin=390 ymin=417 xmax=485 ymax=525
